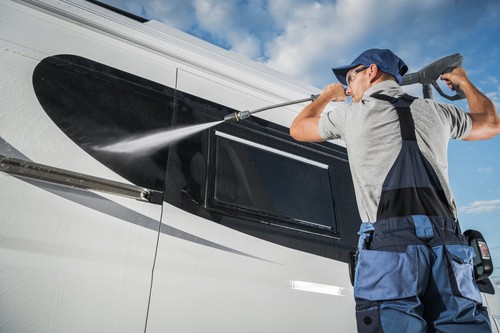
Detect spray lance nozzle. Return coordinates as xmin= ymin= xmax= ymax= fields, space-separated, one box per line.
xmin=223 ymin=94 xmax=320 ymax=123
xmin=223 ymin=110 xmax=251 ymax=123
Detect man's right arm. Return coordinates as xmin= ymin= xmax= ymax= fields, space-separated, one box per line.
xmin=442 ymin=67 xmax=500 ymax=141
xmin=290 ymin=82 xmax=345 ymax=142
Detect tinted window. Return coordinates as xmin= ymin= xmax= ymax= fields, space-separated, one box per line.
xmin=32 ymin=55 xmax=175 ymax=191
xmin=212 ymin=132 xmax=337 ymax=232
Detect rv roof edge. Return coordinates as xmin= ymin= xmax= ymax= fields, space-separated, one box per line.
xmin=17 ymin=0 xmax=320 ymax=113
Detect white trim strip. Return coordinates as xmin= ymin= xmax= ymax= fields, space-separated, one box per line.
xmin=289 ymin=280 xmax=346 ymax=297
xmin=215 ymin=131 xmax=329 ymax=169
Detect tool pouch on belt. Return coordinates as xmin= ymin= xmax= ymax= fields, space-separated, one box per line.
xmin=444 ymin=243 xmax=483 ymax=303
xmin=353 ymin=94 xmax=482 ymax=304
xmin=355 ymin=237 xmax=419 ymax=300
xmin=354 ymin=216 xmax=420 ymax=301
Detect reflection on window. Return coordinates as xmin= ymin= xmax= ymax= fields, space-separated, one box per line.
xmin=32 ymin=54 xmax=174 ymax=191
xmin=212 ymin=132 xmax=337 ymax=233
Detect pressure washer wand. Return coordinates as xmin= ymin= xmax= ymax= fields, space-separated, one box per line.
xmin=224 ymin=94 xmax=320 ymax=122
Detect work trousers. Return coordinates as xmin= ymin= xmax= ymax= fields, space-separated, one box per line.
xmin=354 ymin=216 xmax=491 ymax=333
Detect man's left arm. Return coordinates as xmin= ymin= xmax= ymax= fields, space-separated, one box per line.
xmin=442 ymin=67 xmax=500 ymax=141
xmin=290 ymin=82 xmax=346 ymax=142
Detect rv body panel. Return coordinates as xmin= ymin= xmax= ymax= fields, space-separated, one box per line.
xmin=146 ymin=203 xmax=355 ymax=332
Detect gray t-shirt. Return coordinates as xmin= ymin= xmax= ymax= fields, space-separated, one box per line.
xmin=319 ymin=80 xmax=472 ymax=222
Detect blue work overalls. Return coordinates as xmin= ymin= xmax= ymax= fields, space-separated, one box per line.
xmin=353 ymin=94 xmax=491 ymax=333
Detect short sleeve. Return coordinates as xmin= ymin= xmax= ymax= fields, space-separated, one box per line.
xmin=434 ymin=102 xmax=472 ymax=140
xmin=318 ymin=105 xmax=347 ymax=140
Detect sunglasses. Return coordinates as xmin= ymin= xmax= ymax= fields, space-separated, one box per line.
xmin=346 ymin=66 xmax=369 ymax=86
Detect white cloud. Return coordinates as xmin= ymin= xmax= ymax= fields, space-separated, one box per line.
xmin=478 ymin=166 xmax=495 ymax=173
xmin=168 ymin=0 xmax=276 ymax=60
xmin=266 ymin=0 xmax=368 ymax=84
xmin=461 ymin=199 xmax=500 ymax=214
xmin=262 ymin=0 xmax=498 ymax=87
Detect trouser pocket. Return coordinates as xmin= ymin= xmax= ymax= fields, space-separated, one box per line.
xmin=445 ymin=244 xmax=483 ymax=304
xmin=355 ymin=245 xmax=419 ymax=301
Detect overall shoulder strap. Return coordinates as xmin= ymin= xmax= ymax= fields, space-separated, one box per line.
xmin=371 ymin=93 xmax=418 ymax=141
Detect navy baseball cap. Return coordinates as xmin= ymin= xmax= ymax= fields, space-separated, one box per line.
xmin=332 ymin=49 xmax=408 ymax=85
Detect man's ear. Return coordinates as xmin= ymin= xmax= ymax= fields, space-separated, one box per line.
xmin=368 ymin=64 xmax=381 ymax=83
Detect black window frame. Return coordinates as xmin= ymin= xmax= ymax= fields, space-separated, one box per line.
xmin=205 ymin=125 xmax=341 ymax=239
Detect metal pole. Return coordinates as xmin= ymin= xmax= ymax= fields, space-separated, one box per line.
xmin=224 ymin=94 xmax=319 ymax=122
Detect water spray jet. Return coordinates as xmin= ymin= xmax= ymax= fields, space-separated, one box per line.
xmin=97 ymin=94 xmax=321 ymax=154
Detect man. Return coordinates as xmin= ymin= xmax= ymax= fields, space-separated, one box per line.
xmin=290 ymin=49 xmax=500 ymax=333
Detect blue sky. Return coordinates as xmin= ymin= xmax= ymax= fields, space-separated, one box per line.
xmin=100 ymin=0 xmax=500 ymax=280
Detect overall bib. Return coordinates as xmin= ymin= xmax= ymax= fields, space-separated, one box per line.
xmin=353 ymin=94 xmax=491 ymax=333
